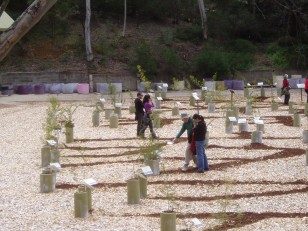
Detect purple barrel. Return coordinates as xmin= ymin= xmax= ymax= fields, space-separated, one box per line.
xmin=62 ymin=83 xmax=75 ymax=94
xmin=232 ymin=80 xmax=244 ymax=90
xmin=224 ymin=80 xmax=233 ymax=90
xmin=34 ymin=84 xmax=45 ymax=94
xmin=77 ymin=83 xmax=89 ymax=94
xmin=16 ymin=85 xmax=31 ymax=95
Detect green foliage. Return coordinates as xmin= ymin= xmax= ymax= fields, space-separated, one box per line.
xmin=267 ymin=43 xmax=289 ymax=69
xmin=142 ymin=140 xmax=163 ymax=161
xmin=193 ymin=49 xmax=230 ymax=79
xmin=225 ymin=39 xmax=256 ymax=53
xmin=159 ymin=30 xmax=174 ymax=46
xmin=131 ymin=41 xmax=158 ymax=77
xmin=160 ymin=48 xmax=183 ymax=76
xmin=43 ymin=97 xmax=61 ymax=141
xmin=175 ymin=25 xmax=204 ymax=44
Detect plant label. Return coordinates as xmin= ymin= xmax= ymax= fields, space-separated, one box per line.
xmin=100 ymin=98 xmax=106 ymax=102
xmin=47 ymin=140 xmax=56 ymax=146
xmin=229 ymin=117 xmax=237 ymax=122
xmin=50 ymin=162 xmax=61 ymax=171
xmin=176 ymin=102 xmax=182 ymax=106
xmin=255 ymin=120 xmax=264 ymax=124
xmin=158 ymin=86 xmax=162 ymax=89
xmin=247 ymin=83 xmax=251 ymax=86
xmin=141 ymin=166 xmax=153 ymax=175
xmin=84 ymin=178 xmax=97 ymax=186
xmin=297 ymin=84 xmax=305 ymax=89
xmin=115 ymin=103 xmax=122 ymax=108
xmin=202 ymin=87 xmax=207 ymax=90
xmin=167 ymin=141 xmax=173 ymax=145
xmin=193 ymin=95 xmax=200 ymax=100
xmin=192 ymin=218 xmax=204 ymax=228
xmin=157 ymin=97 xmax=163 ymax=101
xmin=238 ymin=118 xmax=247 ymax=124
xmin=257 ymin=82 xmax=264 ymax=86
xmin=163 ymin=83 xmax=168 ymax=87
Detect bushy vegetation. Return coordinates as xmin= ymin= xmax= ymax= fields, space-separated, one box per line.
xmin=2 ymin=0 xmax=307 ymax=75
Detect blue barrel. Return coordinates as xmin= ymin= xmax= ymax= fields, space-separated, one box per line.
xmin=62 ymin=83 xmax=75 ymax=94
xmin=34 ymin=84 xmax=45 ymax=94
xmin=288 ymin=78 xmax=299 ymax=89
xmin=49 ymin=83 xmax=63 ymax=94
xmin=232 ymin=80 xmax=244 ymax=90
xmin=224 ymin=80 xmax=233 ymax=89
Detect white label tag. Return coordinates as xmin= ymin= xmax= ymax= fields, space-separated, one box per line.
xmin=84 ymin=178 xmax=97 ymax=186
xmin=238 ymin=118 xmax=247 ymax=124
xmin=158 ymin=86 xmax=162 ymax=89
xmin=100 ymin=98 xmax=106 ymax=102
xmin=167 ymin=141 xmax=173 ymax=145
xmin=193 ymin=95 xmax=200 ymax=100
xmin=176 ymin=102 xmax=182 ymax=106
xmin=247 ymin=83 xmax=251 ymax=86
xmin=50 ymin=162 xmax=61 ymax=171
xmin=115 ymin=103 xmax=122 ymax=107
xmin=202 ymin=87 xmax=207 ymax=90
xmin=228 ymin=117 xmax=237 ymax=122
xmin=297 ymin=84 xmax=305 ymax=89
xmin=192 ymin=218 xmax=204 ymax=228
xmin=47 ymin=140 xmax=57 ymax=146
xmin=255 ymin=120 xmax=264 ymax=124
xmin=141 ymin=166 xmax=153 ymax=175
xmin=157 ymin=97 xmax=163 ymax=101
xmin=163 ymin=83 xmax=168 ymax=87
xmin=257 ymin=82 xmax=263 ymax=86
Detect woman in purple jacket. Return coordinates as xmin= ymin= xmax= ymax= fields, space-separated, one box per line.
xmin=139 ymin=94 xmax=158 ymax=139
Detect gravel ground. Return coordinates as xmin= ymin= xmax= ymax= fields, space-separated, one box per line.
xmin=0 ymin=89 xmax=307 ymax=231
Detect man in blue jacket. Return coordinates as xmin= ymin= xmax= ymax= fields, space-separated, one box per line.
xmin=172 ymin=113 xmax=197 ymax=171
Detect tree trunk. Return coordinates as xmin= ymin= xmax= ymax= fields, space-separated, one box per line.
xmin=85 ymin=0 xmax=93 ymax=62
xmin=122 ymin=0 xmax=127 ymax=37
xmin=197 ymin=0 xmax=207 ymax=39
xmin=0 ymin=0 xmax=58 ymax=62
xmin=0 ymin=0 xmax=10 ymax=18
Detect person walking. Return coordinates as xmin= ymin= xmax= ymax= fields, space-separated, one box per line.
xmin=139 ymin=94 xmax=158 ymax=139
xmin=282 ymin=74 xmax=290 ymax=105
xmin=134 ymin=92 xmax=144 ymax=136
xmin=192 ymin=114 xmax=209 ymax=173
xmin=172 ymin=113 xmax=197 ymax=171
xmin=305 ymin=75 xmax=308 ymax=103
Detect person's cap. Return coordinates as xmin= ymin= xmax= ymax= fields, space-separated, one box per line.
xmin=193 ymin=114 xmax=200 ymax=120
xmin=284 ymin=74 xmax=288 ymax=79
xmin=180 ymin=113 xmax=189 ymax=119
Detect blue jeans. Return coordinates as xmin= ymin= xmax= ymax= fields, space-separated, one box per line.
xmin=195 ymin=140 xmax=209 ymax=172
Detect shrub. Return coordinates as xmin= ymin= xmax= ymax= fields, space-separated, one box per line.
xmin=160 ymin=48 xmax=183 ymax=75
xmin=267 ymin=43 xmax=289 ymax=69
xmin=193 ymin=49 xmax=230 ymax=79
xmin=175 ymin=25 xmax=204 ymax=44
xmin=225 ymin=39 xmax=256 ymax=53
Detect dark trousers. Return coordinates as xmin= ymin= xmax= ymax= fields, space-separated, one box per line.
xmin=284 ymin=94 xmax=290 ymax=105
xmin=136 ymin=113 xmax=144 ymax=135
xmin=305 ymin=89 xmax=308 ymax=103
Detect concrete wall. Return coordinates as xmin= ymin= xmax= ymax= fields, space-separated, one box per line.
xmin=0 ymin=71 xmax=137 ymax=91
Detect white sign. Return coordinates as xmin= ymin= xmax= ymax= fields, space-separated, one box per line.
xmin=202 ymin=87 xmax=207 ymax=90
xmin=193 ymin=95 xmax=200 ymax=100
xmin=158 ymin=86 xmax=162 ymax=89
xmin=176 ymin=102 xmax=182 ymax=106
xmin=192 ymin=218 xmax=204 ymax=228
xmin=255 ymin=120 xmax=264 ymax=124
xmin=47 ymin=140 xmax=57 ymax=146
xmin=50 ymin=163 xmax=61 ymax=172
xmin=238 ymin=118 xmax=247 ymax=124
xmin=297 ymin=84 xmax=305 ymax=89
xmin=84 ymin=178 xmax=97 ymax=186
xmin=167 ymin=141 xmax=173 ymax=145
xmin=100 ymin=98 xmax=106 ymax=103
xmin=141 ymin=166 xmax=153 ymax=175
xmin=115 ymin=103 xmax=122 ymax=107
xmin=228 ymin=117 xmax=237 ymax=122
xmin=162 ymin=83 xmax=168 ymax=87
xmin=254 ymin=117 xmax=260 ymax=120
xmin=247 ymin=83 xmax=251 ymax=86
xmin=257 ymin=82 xmax=264 ymax=86
xmin=157 ymin=97 xmax=163 ymax=101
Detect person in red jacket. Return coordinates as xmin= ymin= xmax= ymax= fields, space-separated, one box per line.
xmin=305 ymin=75 xmax=308 ymax=103
xmin=282 ymin=74 xmax=290 ymax=105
